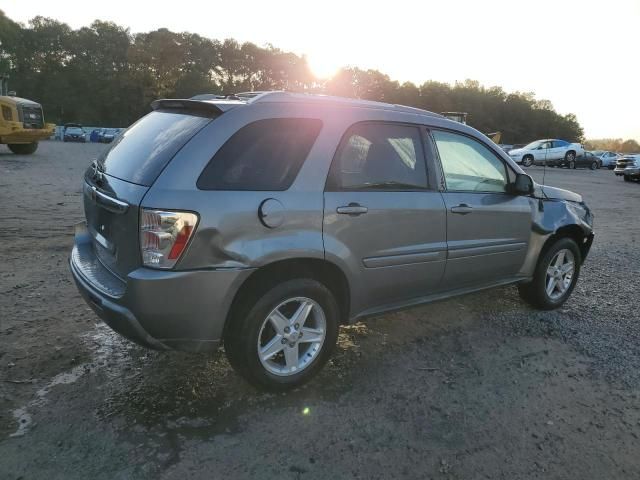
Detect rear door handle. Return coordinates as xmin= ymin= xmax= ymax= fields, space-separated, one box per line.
xmin=337 ymin=203 xmax=368 ymax=216
xmin=451 ymin=203 xmax=473 ymax=215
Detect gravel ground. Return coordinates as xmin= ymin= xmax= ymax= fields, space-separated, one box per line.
xmin=1 ymin=142 xmax=639 ymax=479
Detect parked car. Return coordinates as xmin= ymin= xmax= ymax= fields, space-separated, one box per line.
xmin=508 ymin=139 xmax=584 ymax=167
xmin=592 ymin=150 xmax=621 ymax=169
xmin=70 ymin=92 xmax=594 ymax=390
xmin=614 ymin=154 xmax=640 ymax=181
xmin=63 ymin=124 xmax=86 ymax=142
xmin=98 ymin=128 xmax=117 ymax=143
xmin=552 ymin=151 xmax=601 ymax=170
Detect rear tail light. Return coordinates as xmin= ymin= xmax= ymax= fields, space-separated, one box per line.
xmin=140 ymin=209 xmax=198 ymax=269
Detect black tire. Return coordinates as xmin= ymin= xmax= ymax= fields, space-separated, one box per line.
xmin=569 ymin=160 xmax=576 ymax=169
xmin=624 ymin=175 xmax=631 ymax=182
xmin=518 ymin=237 xmax=581 ymax=310
xmin=565 ymin=151 xmax=576 ymax=162
xmin=522 ymin=155 xmax=534 ymax=167
xmin=225 ymin=278 xmax=340 ymax=391
xmin=8 ymin=142 xmax=38 ymax=155
xmin=590 ymin=161 xmax=598 ymax=170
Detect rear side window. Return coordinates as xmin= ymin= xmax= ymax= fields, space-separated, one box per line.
xmin=327 ymin=123 xmax=427 ymax=190
xmin=197 ymin=118 xmax=322 ymax=191
xmin=97 ymin=110 xmax=212 ymax=186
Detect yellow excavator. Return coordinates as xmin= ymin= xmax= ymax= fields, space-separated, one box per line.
xmin=441 ymin=111 xmax=502 ymax=144
xmin=0 ymin=75 xmax=55 ymax=154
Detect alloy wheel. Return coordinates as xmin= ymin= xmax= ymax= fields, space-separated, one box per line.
xmin=545 ymin=249 xmax=575 ymax=300
xmin=257 ymin=297 xmax=327 ymax=376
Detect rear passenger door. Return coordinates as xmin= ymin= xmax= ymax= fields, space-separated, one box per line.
xmin=323 ymin=122 xmax=447 ymax=313
xmin=430 ymin=130 xmax=532 ymax=289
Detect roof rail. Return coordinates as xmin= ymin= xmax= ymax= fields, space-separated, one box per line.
xmin=237 ymin=91 xmax=441 ymax=117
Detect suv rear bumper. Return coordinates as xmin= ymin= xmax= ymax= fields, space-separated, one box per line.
xmin=70 ymin=223 xmax=253 ymax=352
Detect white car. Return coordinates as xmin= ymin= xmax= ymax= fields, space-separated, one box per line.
xmin=592 ymin=150 xmax=621 ymax=169
xmin=508 ymin=139 xmax=585 ymax=167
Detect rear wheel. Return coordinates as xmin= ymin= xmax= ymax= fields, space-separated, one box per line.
xmin=565 ymin=151 xmax=576 ymax=162
xmin=8 ymin=142 xmax=38 ymax=155
xmin=590 ymin=161 xmax=598 ymax=170
xmin=624 ymin=175 xmax=631 ymax=182
xmin=522 ymin=155 xmax=534 ymax=167
xmin=225 ymin=278 xmax=340 ymax=390
xmin=518 ymin=237 xmax=581 ymax=310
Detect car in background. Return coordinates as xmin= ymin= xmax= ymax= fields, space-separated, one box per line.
xmin=98 ymin=128 xmax=117 ymax=143
xmin=63 ymin=124 xmax=86 ymax=143
xmin=591 ymin=150 xmax=621 ymax=169
xmin=553 ymin=151 xmax=601 ymax=170
xmin=509 ymin=139 xmax=584 ymax=167
xmin=614 ymin=154 xmax=640 ymax=181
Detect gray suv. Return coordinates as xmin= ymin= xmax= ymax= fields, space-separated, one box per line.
xmin=70 ymin=92 xmax=594 ymax=390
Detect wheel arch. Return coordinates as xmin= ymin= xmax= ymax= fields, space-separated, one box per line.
xmin=541 ymin=224 xmax=592 ymax=264
xmin=223 ymin=257 xmax=351 ymax=342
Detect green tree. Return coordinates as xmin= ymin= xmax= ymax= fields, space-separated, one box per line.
xmin=0 ymin=9 xmax=590 ymax=143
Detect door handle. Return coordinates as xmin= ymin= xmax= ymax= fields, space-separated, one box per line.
xmin=451 ymin=203 xmax=473 ymax=215
xmin=337 ymin=203 xmax=368 ymax=216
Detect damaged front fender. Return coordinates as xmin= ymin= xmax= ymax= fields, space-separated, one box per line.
xmin=519 ymin=191 xmax=594 ymax=278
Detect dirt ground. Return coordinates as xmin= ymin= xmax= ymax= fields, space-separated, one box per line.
xmin=1 ymin=141 xmax=639 ymax=479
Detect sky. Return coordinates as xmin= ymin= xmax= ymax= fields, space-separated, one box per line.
xmin=3 ymin=0 xmax=639 ymax=141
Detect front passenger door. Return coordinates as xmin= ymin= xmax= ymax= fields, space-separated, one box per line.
xmin=430 ymin=130 xmax=533 ymax=289
xmin=538 ymin=141 xmax=552 ymax=164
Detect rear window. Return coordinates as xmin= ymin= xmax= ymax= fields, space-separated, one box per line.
xmin=197 ymin=118 xmax=322 ymax=191
xmin=98 ymin=110 xmax=212 ymax=186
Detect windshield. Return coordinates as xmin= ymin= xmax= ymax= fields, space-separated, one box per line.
xmin=523 ymin=140 xmax=543 ymax=150
xmin=97 ymin=110 xmax=213 ymax=186
xmin=592 ymin=150 xmax=604 ymax=155
xmin=66 ymin=127 xmax=83 ymax=134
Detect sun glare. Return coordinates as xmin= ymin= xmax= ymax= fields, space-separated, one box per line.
xmin=307 ymin=53 xmax=340 ymax=80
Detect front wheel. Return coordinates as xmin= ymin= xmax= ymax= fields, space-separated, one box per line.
xmin=8 ymin=142 xmax=38 ymax=155
xmin=225 ymin=279 xmax=340 ymax=390
xmin=569 ymin=160 xmax=576 ymax=169
xmin=518 ymin=237 xmax=581 ymax=310
xmin=624 ymin=175 xmax=631 ymax=182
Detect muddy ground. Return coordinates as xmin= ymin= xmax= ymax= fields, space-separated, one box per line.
xmin=1 ymin=141 xmax=639 ymax=479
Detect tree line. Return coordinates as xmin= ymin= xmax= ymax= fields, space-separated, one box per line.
xmin=0 ymin=10 xmax=585 ymax=143
xmin=584 ymin=138 xmax=640 ymax=154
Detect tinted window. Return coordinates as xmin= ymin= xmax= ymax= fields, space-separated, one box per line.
xmin=197 ymin=118 xmax=322 ymax=191
xmin=554 ymin=140 xmax=569 ymax=148
xmin=98 ymin=110 xmax=212 ymax=186
xmin=432 ymin=130 xmax=508 ymax=193
xmin=328 ymin=123 xmax=427 ymax=190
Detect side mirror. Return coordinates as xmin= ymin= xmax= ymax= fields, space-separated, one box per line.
xmin=510 ymin=173 xmax=534 ymax=195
